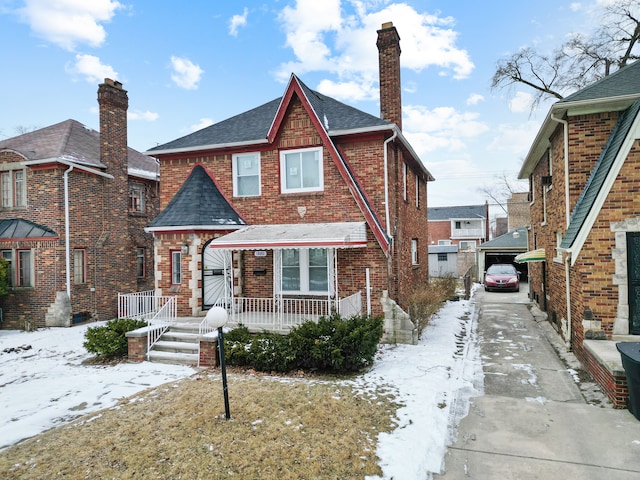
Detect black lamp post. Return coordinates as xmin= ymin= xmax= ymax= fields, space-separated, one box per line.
xmin=204 ymin=307 xmax=231 ymax=419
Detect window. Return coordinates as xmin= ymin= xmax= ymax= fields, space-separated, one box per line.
xmin=17 ymin=249 xmax=32 ymax=287
xmin=136 ymin=247 xmax=146 ymax=278
xmin=233 ymin=152 xmax=261 ymax=196
xmin=281 ymin=248 xmax=329 ymax=294
xmin=403 ymin=163 xmax=407 ymax=201
xmin=438 ymin=253 xmax=448 ymax=262
xmin=455 ymin=221 xmax=462 ymax=229
xmin=1 ymin=169 xmax=26 ymax=208
xmin=73 ymin=249 xmax=86 ymax=284
xmin=129 ymin=183 xmax=145 ymax=213
xmin=171 ymin=251 xmax=182 ymax=284
xmin=415 ymin=176 xmax=420 ymax=208
xmin=459 ymin=241 xmax=476 ymax=252
xmin=438 ymin=240 xmax=452 ymax=246
xmin=411 ymin=239 xmax=419 ymax=265
xmin=2 ymin=250 xmax=12 ymax=286
xmin=281 ymin=147 xmax=323 ymax=193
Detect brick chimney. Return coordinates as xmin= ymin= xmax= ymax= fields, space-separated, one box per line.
xmin=377 ymin=22 xmax=402 ymax=130
xmin=97 ymin=78 xmax=129 ymax=177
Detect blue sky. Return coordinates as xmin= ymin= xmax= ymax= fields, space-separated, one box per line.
xmin=0 ymin=0 xmax=608 ymax=208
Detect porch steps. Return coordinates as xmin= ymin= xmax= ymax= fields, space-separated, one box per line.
xmin=147 ymin=322 xmax=201 ymax=366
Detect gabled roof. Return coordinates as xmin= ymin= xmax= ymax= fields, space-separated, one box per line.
xmin=520 ymin=61 xmax=640 ymax=178
xmin=147 ymin=164 xmax=246 ymax=231
xmin=477 ymin=227 xmax=528 ymax=250
xmin=428 ymin=204 xmax=487 ymax=221
xmin=560 ymin=100 xmax=640 ymax=259
xmin=146 ymin=78 xmax=390 ymax=154
xmin=0 ymin=119 xmax=158 ymax=180
xmin=0 ymin=218 xmax=58 ymax=240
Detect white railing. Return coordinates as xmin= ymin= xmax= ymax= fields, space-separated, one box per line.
xmin=201 ymin=293 xmax=363 ymax=333
xmin=146 ymin=296 xmax=176 ymax=356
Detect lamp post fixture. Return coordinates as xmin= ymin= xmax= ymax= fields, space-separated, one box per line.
xmin=204 ymin=306 xmax=231 ymax=419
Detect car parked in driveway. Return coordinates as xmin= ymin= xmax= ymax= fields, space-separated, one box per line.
xmin=484 ymin=264 xmax=520 ymax=292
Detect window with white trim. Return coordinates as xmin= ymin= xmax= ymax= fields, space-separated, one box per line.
xmin=171 ymin=250 xmax=182 ymax=284
xmin=438 ymin=240 xmax=452 ymax=246
xmin=73 ymin=249 xmax=86 ymax=284
xmin=280 ymin=147 xmax=323 ymax=193
xmin=411 ymin=239 xmax=419 ymax=265
xmin=1 ymin=169 xmax=26 ymax=208
xmin=459 ymin=241 xmax=476 ymax=252
xmin=129 ymin=182 xmax=146 ymax=213
xmin=281 ymin=248 xmax=329 ymax=294
xmin=403 ymin=162 xmax=407 ymax=201
xmin=233 ymin=152 xmax=261 ymax=196
xmin=415 ymin=176 xmax=420 ymax=207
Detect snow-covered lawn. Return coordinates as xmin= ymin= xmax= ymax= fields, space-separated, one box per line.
xmin=0 ymin=294 xmax=481 ymax=479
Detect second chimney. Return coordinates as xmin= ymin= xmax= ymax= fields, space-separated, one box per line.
xmin=377 ymin=22 xmax=402 ymax=130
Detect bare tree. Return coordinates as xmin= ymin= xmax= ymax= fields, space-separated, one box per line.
xmin=492 ymin=0 xmax=640 ymax=108
xmin=478 ymin=173 xmax=527 ymax=216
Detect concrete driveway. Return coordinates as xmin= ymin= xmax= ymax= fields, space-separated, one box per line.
xmin=436 ymin=283 xmax=640 ymax=479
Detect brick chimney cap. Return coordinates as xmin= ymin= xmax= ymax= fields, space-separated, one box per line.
xmin=381 ymin=21 xmax=394 ymax=29
xmin=103 ymin=78 xmax=123 ymax=89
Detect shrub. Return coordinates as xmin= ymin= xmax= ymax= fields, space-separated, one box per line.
xmin=224 ymin=313 xmax=383 ymax=374
xmin=409 ymin=275 xmax=459 ymax=338
xmin=84 ymin=318 xmax=147 ymax=359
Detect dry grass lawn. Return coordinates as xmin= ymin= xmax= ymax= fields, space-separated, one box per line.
xmin=0 ymin=369 xmax=400 ymax=479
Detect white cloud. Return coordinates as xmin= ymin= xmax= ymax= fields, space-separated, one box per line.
xmin=275 ymin=1 xmax=473 ymax=105
xmin=487 ymin=121 xmax=541 ymax=155
xmin=229 ymin=8 xmax=248 ymax=36
xmin=316 ymin=77 xmax=378 ymax=102
xmin=67 ymin=54 xmax=118 ymax=84
xmin=509 ymin=91 xmax=533 ymax=113
xmin=190 ymin=118 xmax=214 ymax=132
xmin=128 ymin=110 xmax=159 ymax=122
xmin=466 ymin=93 xmax=484 ymax=106
xmin=17 ymin=0 xmax=122 ymax=51
xmin=570 ymin=2 xmax=582 ymax=11
xmin=170 ymin=56 xmax=204 ymax=90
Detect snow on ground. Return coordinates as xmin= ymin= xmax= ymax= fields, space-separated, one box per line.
xmin=0 ymin=293 xmax=482 ymax=479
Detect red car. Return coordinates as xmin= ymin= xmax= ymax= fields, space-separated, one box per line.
xmin=484 ymin=264 xmax=520 ymax=292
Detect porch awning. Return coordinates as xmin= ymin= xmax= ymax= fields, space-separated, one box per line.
xmin=207 ymin=222 xmax=368 ymax=250
xmin=515 ymin=248 xmax=546 ymax=263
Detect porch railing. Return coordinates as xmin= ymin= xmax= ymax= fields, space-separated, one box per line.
xmin=200 ymin=291 xmax=363 ymax=334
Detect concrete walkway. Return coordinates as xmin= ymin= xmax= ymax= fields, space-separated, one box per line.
xmin=435 ymin=286 xmax=640 ymax=480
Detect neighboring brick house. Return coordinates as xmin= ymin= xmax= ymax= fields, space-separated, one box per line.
xmin=427 ymin=204 xmax=489 ymax=276
xmin=0 ymin=79 xmax=159 ymax=329
xmin=518 ymin=60 xmax=640 ymax=405
xmin=145 ymin=23 xmax=433 ymax=342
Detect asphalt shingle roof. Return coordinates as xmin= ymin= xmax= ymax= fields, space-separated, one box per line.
xmin=478 ymin=227 xmax=528 ymax=249
xmin=561 ymin=99 xmax=640 ymax=249
xmin=148 ymin=165 xmax=246 ymax=228
xmin=560 ymin=60 xmax=640 ymax=104
xmin=427 ymin=204 xmax=487 ymax=221
xmin=147 ymin=75 xmax=390 ymax=153
xmin=0 ymin=119 xmax=158 ymax=178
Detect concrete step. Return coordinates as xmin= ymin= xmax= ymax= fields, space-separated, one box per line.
xmin=147 ymin=350 xmax=198 ymax=366
xmin=161 ymin=331 xmax=199 ymax=343
xmin=153 ymin=339 xmax=198 ymax=354
xmin=169 ymin=322 xmax=201 ymax=334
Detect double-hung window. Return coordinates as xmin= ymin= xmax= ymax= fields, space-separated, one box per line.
xmin=411 ymin=239 xmax=419 ymax=265
xmin=17 ymin=249 xmax=32 ymax=287
xmin=280 ymin=147 xmax=323 ymax=193
xmin=136 ymin=247 xmax=146 ymax=278
xmin=129 ymin=183 xmax=146 ymax=213
xmin=1 ymin=169 xmax=26 ymax=208
xmin=233 ymin=152 xmax=261 ymax=196
xmin=281 ymin=248 xmax=329 ymax=294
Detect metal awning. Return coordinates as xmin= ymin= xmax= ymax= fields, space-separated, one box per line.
xmin=515 ymin=248 xmax=546 ymax=263
xmin=207 ymin=222 xmax=368 ymax=250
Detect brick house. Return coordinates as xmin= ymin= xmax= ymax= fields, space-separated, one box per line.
xmin=145 ymin=23 xmax=433 ymax=342
xmin=518 ymin=60 xmax=640 ymax=405
xmin=0 ymin=79 xmax=159 ymax=329
xmin=427 ymin=204 xmax=489 ymax=276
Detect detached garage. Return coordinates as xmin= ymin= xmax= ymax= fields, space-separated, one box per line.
xmin=476 ymin=227 xmax=528 ymax=280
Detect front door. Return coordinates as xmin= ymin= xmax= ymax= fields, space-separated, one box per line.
xmin=627 ymin=232 xmax=640 ymax=334
xmin=202 ymin=243 xmax=232 ymax=310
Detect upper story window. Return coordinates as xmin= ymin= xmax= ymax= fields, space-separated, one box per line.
xmin=129 ymin=182 xmax=145 ymax=214
xmin=415 ymin=176 xmax=420 ymax=208
xmin=233 ymin=152 xmax=261 ymax=197
xmin=280 ymin=147 xmax=323 ymax=193
xmin=411 ymin=239 xmax=419 ymax=265
xmin=403 ymin=162 xmax=407 ymax=201
xmin=1 ymin=169 xmax=26 ymax=209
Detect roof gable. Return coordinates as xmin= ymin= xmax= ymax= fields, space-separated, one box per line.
xmin=561 ymin=100 xmax=640 ymax=256
xmin=147 ymin=164 xmax=246 ymax=230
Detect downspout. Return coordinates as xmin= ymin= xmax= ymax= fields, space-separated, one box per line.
xmin=383 ymin=130 xmax=397 ymax=238
xmin=64 ymin=165 xmax=74 ymax=300
xmin=551 ymin=112 xmax=572 ymax=350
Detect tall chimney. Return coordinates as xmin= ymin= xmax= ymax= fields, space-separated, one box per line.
xmin=97 ymin=78 xmax=129 ymax=177
xmin=377 ymin=22 xmax=402 ymax=130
